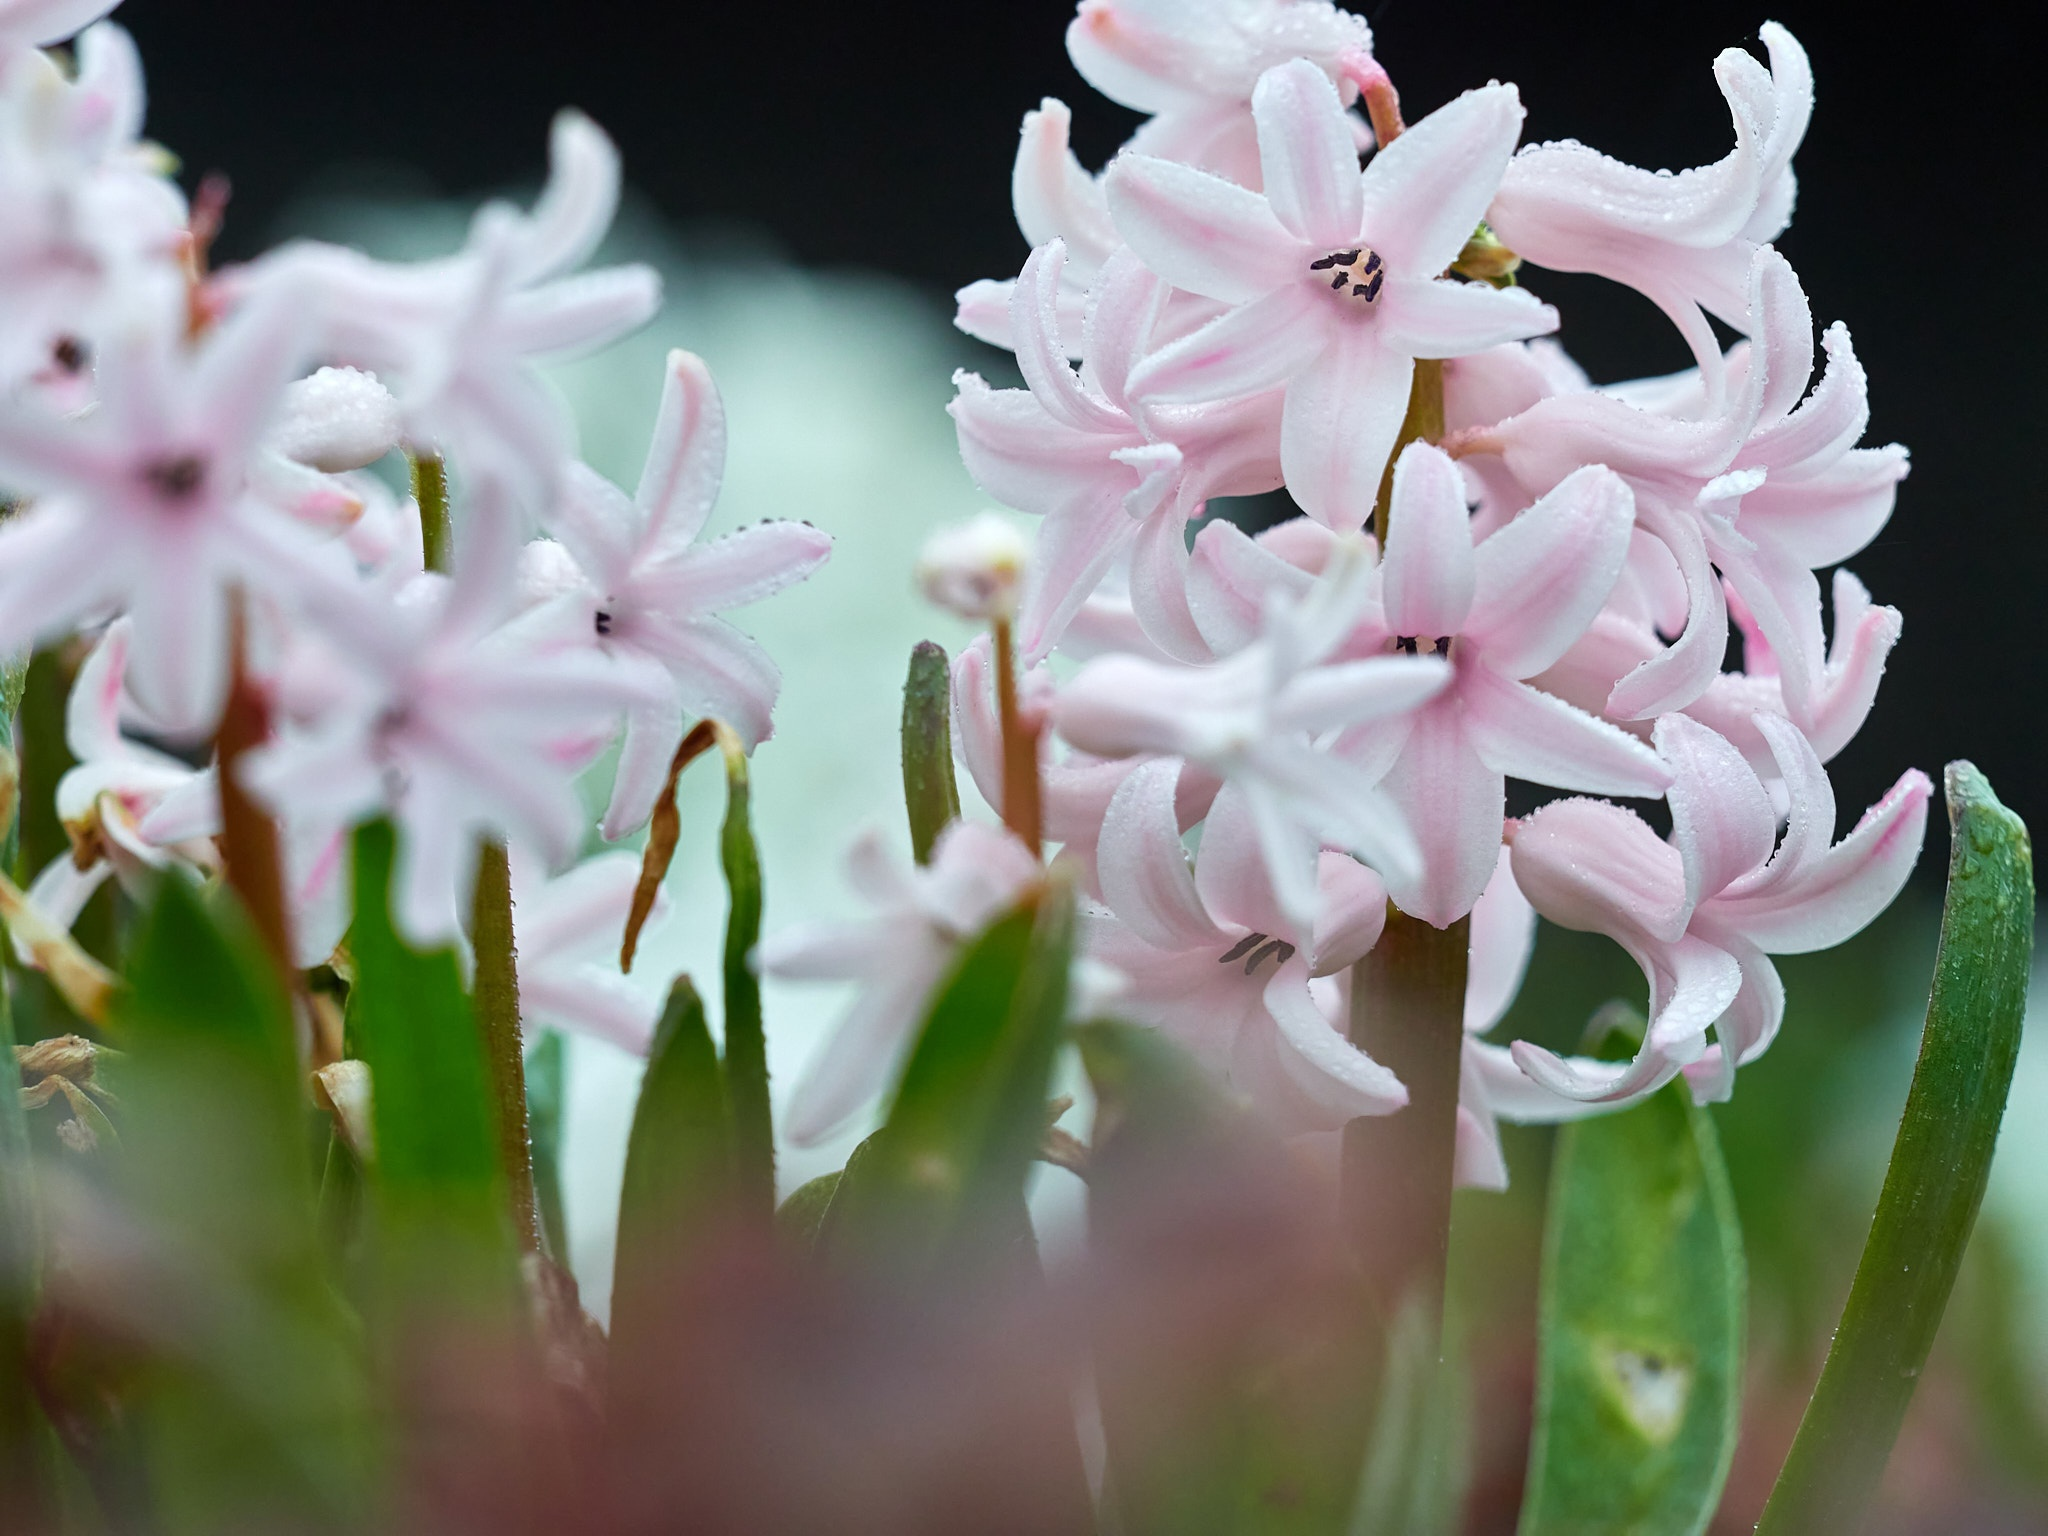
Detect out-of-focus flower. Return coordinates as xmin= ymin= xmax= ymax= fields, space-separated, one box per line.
xmin=1111 ymin=62 xmax=1555 ymax=528
xmin=534 ymin=348 xmax=831 ymax=840
xmin=1087 ymin=757 xmax=1405 ymax=1129
xmin=245 ymin=501 xmax=656 ymax=945
xmin=758 ymin=820 xmax=1042 ymax=1145
xmin=951 ymin=241 xmax=1280 ymax=661
xmin=260 ymin=110 xmax=660 ymax=507
xmin=0 ymin=272 xmax=323 ymax=732
xmin=1054 ymin=538 xmax=1449 ymax=929
xmin=0 ymin=0 xmax=116 ymax=55
xmin=914 ymin=510 xmax=1030 ymax=623
xmin=14 ymin=620 xmax=213 ymax=961
xmin=511 ymin=847 xmax=667 ymax=1053
xmin=1487 ymin=23 xmax=1811 ymax=395
xmin=1509 ymin=712 xmax=1930 ymax=1108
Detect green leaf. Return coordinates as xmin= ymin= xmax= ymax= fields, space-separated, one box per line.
xmin=117 ymin=875 xmax=370 ymax=1530
xmin=526 ymin=1028 xmax=569 ymax=1262
xmin=828 ymin=876 xmax=1073 ymax=1271
xmin=774 ymin=1169 xmax=842 ymax=1253
xmin=1518 ymin=1007 xmax=1745 ymax=1536
xmin=1757 ymin=762 xmax=2033 ymax=1535
xmin=714 ymin=734 xmax=774 ymax=1221
xmin=900 ymin=641 xmax=960 ymax=864
xmin=346 ymin=821 xmax=515 ymax=1299
xmin=611 ymin=977 xmax=732 ymax=1354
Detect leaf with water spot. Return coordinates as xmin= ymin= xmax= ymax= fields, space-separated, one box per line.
xmin=1519 ymin=1009 xmax=1745 ymax=1536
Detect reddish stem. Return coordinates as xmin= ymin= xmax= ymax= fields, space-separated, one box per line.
xmin=991 ymin=618 xmax=1042 ymax=857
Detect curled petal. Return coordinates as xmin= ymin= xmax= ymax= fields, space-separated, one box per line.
xmin=1097 ymin=758 xmax=1222 ymax=951
xmin=1105 ymin=153 xmax=1301 ymax=304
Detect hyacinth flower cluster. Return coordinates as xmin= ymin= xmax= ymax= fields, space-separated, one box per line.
xmin=772 ymin=1 xmax=1930 ymax=1187
xmin=0 ymin=1 xmax=830 ymax=1045
xmin=0 ymin=4 xmax=2035 ymax=1534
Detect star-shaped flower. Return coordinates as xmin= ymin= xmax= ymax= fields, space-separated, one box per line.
xmin=1507 ymin=712 xmax=1929 ymax=1108
xmin=951 ymin=240 xmax=1280 ymax=661
xmin=1108 ymin=60 xmax=1556 ymax=528
xmin=1487 ymin=23 xmax=1811 ymax=397
xmin=757 ymin=820 xmax=1043 ymax=1145
xmin=532 ymin=348 xmax=832 ymax=840
xmin=1086 ymin=757 xmax=1405 ymax=1130
xmin=0 ymin=272 xmax=324 ymax=732
xmin=1053 ymin=537 xmax=1449 ymax=929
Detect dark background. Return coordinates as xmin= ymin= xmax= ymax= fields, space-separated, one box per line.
xmin=121 ymin=0 xmax=2042 ymax=862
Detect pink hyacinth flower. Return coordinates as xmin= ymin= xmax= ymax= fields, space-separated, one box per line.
xmin=1342 ymin=443 xmax=1671 ymax=926
xmin=0 ymin=272 xmax=326 ymax=733
xmin=951 ymin=240 xmax=1280 ymax=662
xmin=535 ymin=349 xmax=831 ymax=840
xmin=1087 ymin=757 xmax=1406 ymax=1129
xmin=1482 ymin=248 xmax=1907 ymax=729
xmin=1054 ymin=537 xmax=1449 ymax=930
xmin=1068 ymin=0 xmax=1377 ymax=185
xmin=1488 ymin=23 xmax=1811 ymax=399
xmin=1110 ymin=60 xmax=1555 ymax=529
xmin=1508 ymin=712 xmax=1930 ymax=1109
xmin=758 ymin=820 xmax=1043 ymax=1145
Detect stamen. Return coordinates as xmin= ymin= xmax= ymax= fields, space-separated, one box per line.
xmin=594 ymin=609 xmax=614 ymax=637
xmin=1313 ymin=246 xmax=1385 ymax=305
xmin=1242 ymin=938 xmax=1297 ymax=976
xmin=1218 ymin=932 xmax=1268 ymax=965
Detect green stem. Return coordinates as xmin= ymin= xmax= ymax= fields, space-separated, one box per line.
xmin=1343 ymin=907 xmax=1470 ymax=1324
xmin=469 ymin=840 xmax=537 ymax=1251
xmin=1372 ymin=358 xmax=1445 ymax=547
xmin=410 ymin=450 xmax=451 ymax=575
xmin=1757 ymin=762 xmax=2032 ymax=1535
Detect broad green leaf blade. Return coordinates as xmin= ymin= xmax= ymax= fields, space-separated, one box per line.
xmin=346 ymin=821 xmax=516 ymax=1294
xmin=1519 ymin=1012 xmax=1745 ymax=1536
xmin=1757 ymin=762 xmax=2032 ymax=1536
xmin=901 ymin=641 xmax=960 ymax=864
xmin=526 ymin=1028 xmax=570 ymax=1261
xmin=611 ymin=977 xmax=732 ymax=1357
xmin=118 ymin=876 xmax=370 ymax=1530
xmin=829 ymin=877 xmax=1073 ymax=1271
xmin=774 ymin=1169 xmax=842 ymax=1253
xmin=1079 ymin=1021 xmax=1377 ymax=1536
xmin=715 ymin=735 xmax=774 ymax=1222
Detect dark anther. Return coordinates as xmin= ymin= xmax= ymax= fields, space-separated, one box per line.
xmin=141 ymin=454 xmax=207 ymax=503
xmin=51 ymin=336 xmax=87 ymax=374
xmin=1309 ymin=249 xmax=1361 ymax=271
xmin=1432 ymin=636 xmax=1452 ymax=657
xmin=1395 ymin=635 xmax=1419 ymax=654
xmin=1242 ymin=938 xmax=1297 ymax=976
xmin=594 ymin=609 xmax=614 ymax=637
xmin=1218 ymin=932 xmax=1268 ymax=965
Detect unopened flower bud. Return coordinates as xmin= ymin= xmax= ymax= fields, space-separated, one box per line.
xmin=914 ymin=512 xmax=1029 ymax=622
xmin=271 ymin=366 xmax=403 ymax=472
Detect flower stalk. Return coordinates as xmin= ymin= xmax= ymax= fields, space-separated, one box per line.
xmin=1343 ymin=907 xmax=1471 ymax=1323
xmin=214 ymin=592 xmax=295 ymax=980
xmin=469 ymin=837 xmax=537 ymax=1251
xmin=991 ymin=615 xmax=1043 ymax=857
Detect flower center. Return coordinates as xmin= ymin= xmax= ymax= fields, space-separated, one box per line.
xmin=1394 ymin=635 xmax=1452 ymax=657
xmin=140 ymin=453 xmax=208 ymax=505
xmin=1218 ymin=931 xmax=1297 ymax=977
xmin=1310 ymin=246 xmax=1386 ymax=303
xmin=594 ymin=608 xmax=614 ymax=637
